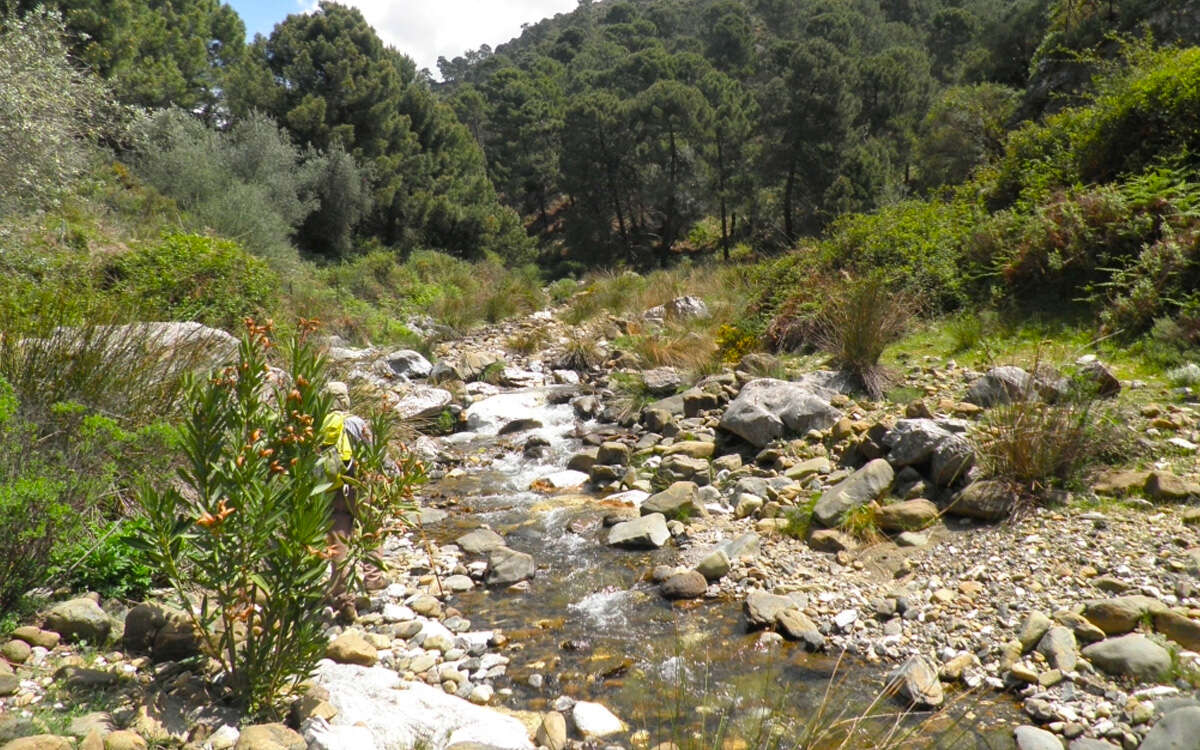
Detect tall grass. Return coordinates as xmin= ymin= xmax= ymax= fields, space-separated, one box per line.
xmin=815 ymin=275 xmax=919 ymax=399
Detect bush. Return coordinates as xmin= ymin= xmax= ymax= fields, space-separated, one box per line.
xmin=51 ymin=518 xmax=156 ymax=601
xmin=109 ymin=232 xmax=277 ymax=329
xmin=0 ymin=9 xmax=115 ymax=216
xmin=814 ymin=275 xmax=919 ymax=399
xmin=973 ymin=360 xmax=1128 ymax=502
xmin=138 ymin=321 xmax=424 ymax=716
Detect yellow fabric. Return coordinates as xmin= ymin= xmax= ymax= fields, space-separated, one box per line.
xmin=320 ymin=411 xmax=354 ymax=463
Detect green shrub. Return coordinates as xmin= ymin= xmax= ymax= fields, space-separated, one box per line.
xmin=110 ymin=232 xmax=276 ymax=329
xmin=138 ymin=321 xmax=424 ymax=716
xmin=51 ymin=518 xmax=156 ymax=601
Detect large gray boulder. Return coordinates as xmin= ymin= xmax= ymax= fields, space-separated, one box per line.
xmin=641 ymin=367 xmax=682 ymax=396
xmin=719 ymin=378 xmax=843 ymax=448
xmin=608 ymin=514 xmax=670 ymax=549
xmin=1139 ymin=706 xmax=1200 ymax=750
xmin=44 ymin=598 xmax=113 ymax=645
xmin=965 ymin=366 xmax=1035 ymax=406
xmin=641 ymin=482 xmax=702 ymax=520
xmin=812 ymin=459 xmax=894 ymax=528
xmin=665 ymin=296 xmax=709 ymax=321
xmin=385 ymin=350 xmax=433 ymax=379
xmin=486 ymin=547 xmax=536 ymax=586
xmin=945 ymin=481 xmax=1014 ymax=521
xmin=1081 ymin=634 xmax=1171 ymax=682
xmin=390 ymin=385 xmax=452 ymax=420
xmin=882 ymin=419 xmax=975 ymax=486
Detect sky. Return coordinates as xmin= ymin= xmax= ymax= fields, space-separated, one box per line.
xmin=228 ymin=0 xmax=578 ymax=75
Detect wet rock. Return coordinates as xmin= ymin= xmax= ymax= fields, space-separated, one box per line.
xmin=572 ymin=701 xmax=625 ymax=739
xmin=888 ymin=656 xmax=944 ymax=708
xmin=566 ymin=449 xmax=598 ymax=473
xmin=498 ymin=418 xmax=543 ymax=436
xmin=946 ymin=481 xmax=1014 ymax=522
xmin=719 ymin=379 xmax=842 ymax=448
xmin=641 ymin=482 xmax=702 ymax=520
xmin=235 ymin=723 xmax=306 ymax=750
xmin=1081 ymin=635 xmax=1171 ymax=681
xmin=812 ymin=459 xmax=894 ymax=527
xmin=456 ymin=528 xmax=506 ymax=556
xmin=1139 ymin=706 xmax=1200 ymax=750
xmin=486 ymin=547 xmax=536 ymax=586
xmin=44 ymin=598 xmax=113 ymax=645
xmin=744 ymin=591 xmax=794 ymax=629
xmin=777 ymin=609 xmax=824 ymax=651
xmin=385 ymin=350 xmax=433 ymax=379
xmin=1013 ymin=725 xmax=1064 ymax=750
xmin=326 ymin=632 xmax=377 ymax=667
xmin=661 ymin=571 xmax=708 ymax=600
xmin=608 ymin=514 xmax=670 ymax=549
xmin=876 ymin=499 xmax=939 ymax=532
xmin=1082 ymin=596 xmax=1168 ymax=635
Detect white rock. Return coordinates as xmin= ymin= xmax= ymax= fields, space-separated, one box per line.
xmin=572 ymin=701 xmax=626 ymax=738
xmin=537 ymin=470 xmax=589 ymax=489
xmin=205 ymin=724 xmax=240 ymax=750
xmin=311 ymin=661 xmax=533 ymax=749
xmin=303 ymin=717 xmax=380 ymax=750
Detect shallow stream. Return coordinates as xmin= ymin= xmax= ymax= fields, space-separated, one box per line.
xmin=419 ymin=386 xmax=1019 ymax=748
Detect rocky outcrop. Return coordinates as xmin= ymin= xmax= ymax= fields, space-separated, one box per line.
xmin=719 ymin=378 xmax=843 ymax=448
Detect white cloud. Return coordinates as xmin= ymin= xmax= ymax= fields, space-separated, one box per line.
xmin=333 ymin=0 xmax=578 ymax=75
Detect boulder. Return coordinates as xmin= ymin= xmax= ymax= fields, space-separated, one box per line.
xmin=1081 ymin=635 xmax=1171 ymax=682
xmin=662 ymin=441 xmax=715 ymax=459
xmin=1145 ymin=472 xmax=1200 ymax=502
xmin=660 ymin=571 xmax=708 ymax=600
xmin=10 ymin=627 xmax=59 ymax=650
xmin=0 ymin=736 xmax=74 ymax=750
xmin=744 ymin=591 xmax=794 ymax=629
xmin=1082 ymin=596 xmax=1168 ymax=635
xmin=456 ymin=528 xmax=506 ymax=556
xmin=656 ymin=454 xmax=710 ymax=486
xmin=311 ymin=662 xmax=533 ymax=749
xmin=776 ymin=609 xmax=824 ymax=651
xmin=390 ymin=385 xmax=452 ymax=421
xmin=566 ymin=449 xmax=598 ymax=473
xmin=1013 ymin=726 xmax=1064 ymax=750
xmin=682 ymin=388 xmax=720 ymax=417
xmin=535 ymin=713 xmax=567 ymax=750
xmin=497 ymin=418 xmax=542 ymax=436
xmin=486 ymin=547 xmax=536 ymax=586
xmin=812 ymin=459 xmax=894 ymax=528
xmin=665 ymin=296 xmax=709 ymax=321
xmin=1076 ymin=358 xmax=1120 ymax=399
xmin=642 ymin=368 xmax=683 ymax=396
xmin=44 ymin=598 xmax=113 ymax=645
xmin=875 ymin=499 xmax=939 ymax=532
xmin=641 ymin=482 xmax=702 ymax=520
xmin=596 ymin=442 xmax=631 ymax=466
xmin=385 ymin=350 xmax=433 ymax=379
xmin=1036 ymin=626 xmax=1078 ymax=672
xmin=965 ymin=366 xmax=1034 ymax=406
xmin=1139 ymin=706 xmax=1200 ymax=750
xmin=888 ymin=656 xmax=944 ymax=708
xmin=1153 ymin=610 xmax=1200 ymax=651
xmin=945 ymin=481 xmax=1014 ymax=522
xmin=608 ymin=514 xmax=670 ymax=549
xmin=103 ymin=731 xmax=148 ymax=750
xmin=571 ymin=702 xmax=625 ymax=739
xmin=719 ymin=379 xmax=842 ymax=448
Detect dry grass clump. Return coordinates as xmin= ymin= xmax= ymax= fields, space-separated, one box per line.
xmin=557 ymin=329 xmax=606 ymax=371
xmin=814 ymin=274 xmax=919 ymax=399
xmin=505 ymin=326 xmax=551 ymax=355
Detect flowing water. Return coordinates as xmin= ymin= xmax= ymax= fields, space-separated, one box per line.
xmin=420 ymin=386 xmax=1019 ymax=748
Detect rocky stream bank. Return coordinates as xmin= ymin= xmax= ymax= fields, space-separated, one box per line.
xmin=3 ymin=305 xmax=1200 ymax=750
